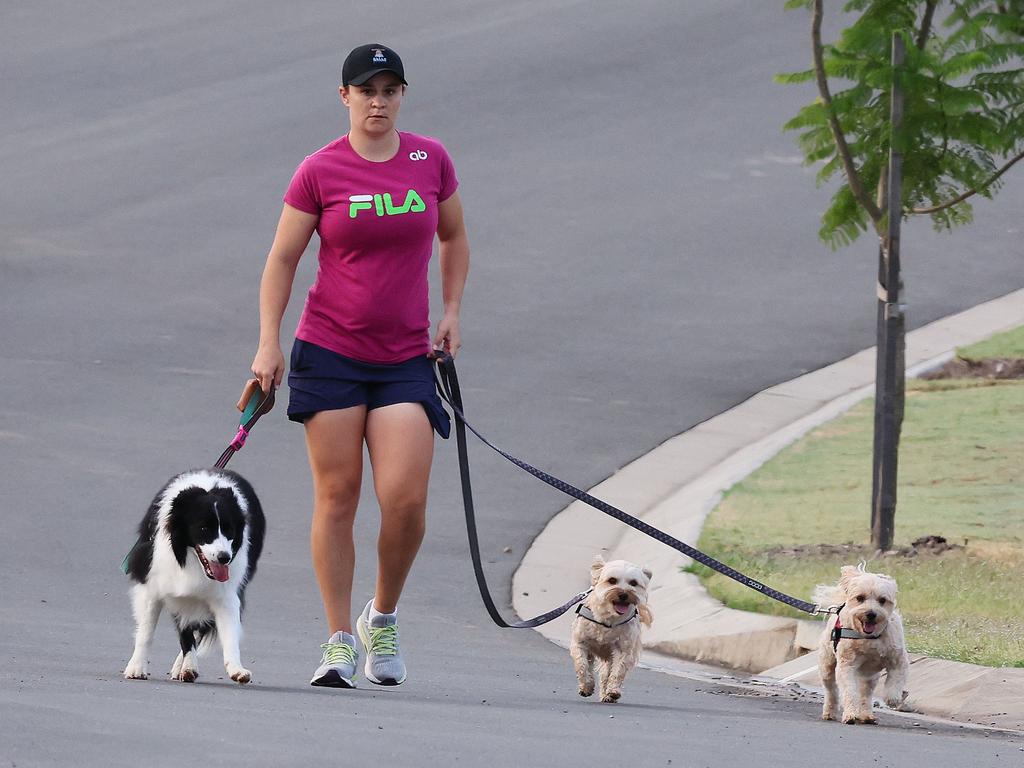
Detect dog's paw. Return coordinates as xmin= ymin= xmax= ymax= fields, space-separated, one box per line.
xmin=884 ymin=690 xmax=909 ymax=710
xmin=123 ymin=660 xmax=148 ymax=680
xmin=842 ymin=713 xmax=876 ymax=725
xmin=821 ymin=708 xmax=836 ymax=721
xmin=600 ymin=691 xmax=621 ymax=703
xmin=578 ymin=684 xmax=594 ymax=698
xmin=173 ymin=667 xmax=198 ymax=683
xmin=170 ymin=653 xmax=199 ymax=682
xmin=227 ymin=665 xmax=252 ymax=684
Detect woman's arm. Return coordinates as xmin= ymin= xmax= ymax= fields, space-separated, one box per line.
xmin=434 ymin=191 xmax=470 ymax=356
xmin=251 ymin=203 xmax=319 ymax=390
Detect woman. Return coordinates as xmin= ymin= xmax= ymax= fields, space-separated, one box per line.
xmin=250 ymin=43 xmax=469 ymax=688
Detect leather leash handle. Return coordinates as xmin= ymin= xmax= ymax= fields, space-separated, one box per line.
xmin=214 ymin=380 xmax=276 ymax=469
xmin=236 ymin=379 xmax=264 ymax=416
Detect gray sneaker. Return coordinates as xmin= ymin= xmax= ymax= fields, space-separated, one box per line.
xmin=310 ymin=630 xmax=359 ymax=688
xmin=356 ymin=600 xmax=406 ymax=686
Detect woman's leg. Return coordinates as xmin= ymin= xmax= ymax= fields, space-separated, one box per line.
xmin=304 ymin=406 xmax=367 ymax=633
xmin=364 ymin=402 xmax=435 ymax=613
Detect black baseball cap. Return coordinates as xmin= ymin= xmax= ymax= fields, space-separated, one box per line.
xmin=342 ymin=44 xmax=407 ymax=87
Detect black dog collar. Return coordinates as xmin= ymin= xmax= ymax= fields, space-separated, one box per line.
xmin=575 ymin=603 xmax=638 ymax=628
xmin=831 ymin=616 xmax=882 ymax=651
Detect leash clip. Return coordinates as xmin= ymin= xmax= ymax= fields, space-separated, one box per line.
xmin=229 ymin=425 xmax=250 ymax=451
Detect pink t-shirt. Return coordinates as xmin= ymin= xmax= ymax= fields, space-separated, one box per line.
xmin=284 ymin=131 xmax=459 ymax=363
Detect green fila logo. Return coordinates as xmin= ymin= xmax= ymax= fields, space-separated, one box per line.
xmin=349 ymin=190 xmax=426 ymax=219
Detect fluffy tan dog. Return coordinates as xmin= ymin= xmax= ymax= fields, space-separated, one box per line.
xmin=570 ymin=556 xmax=653 ymax=703
xmin=814 ymin=564 xmax=910 ymax=724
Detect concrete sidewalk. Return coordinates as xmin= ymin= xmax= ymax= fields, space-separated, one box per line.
xmin=514 ymin=288 xmax=1024 ymax=732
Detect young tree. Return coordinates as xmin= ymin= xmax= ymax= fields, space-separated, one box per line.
xmin=781 ymin=0 xmax=1023 ymax=245
xmin=778 ymin=0 xmax=1024 ymax=549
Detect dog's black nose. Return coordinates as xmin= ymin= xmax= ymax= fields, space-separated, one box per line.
xmin=216 ymin=552 xmax=231 ymax=565
xmin=866 ymin=611 xmax=877 ymax=622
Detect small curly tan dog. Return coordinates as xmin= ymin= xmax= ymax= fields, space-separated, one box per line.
xmin=570 ymin=556 xmax=653 ymax=703
xmin=814 ymin=564 xmax=910 ymax=724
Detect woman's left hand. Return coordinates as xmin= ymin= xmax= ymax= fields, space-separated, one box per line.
xmin=432 ymin=311 xmax=461 ymax=357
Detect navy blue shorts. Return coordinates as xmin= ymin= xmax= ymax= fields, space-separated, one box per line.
xmin=287 ymin=339 xmax=451 ymax=439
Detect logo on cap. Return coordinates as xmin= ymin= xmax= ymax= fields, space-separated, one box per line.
xmin=372 ymin=48 xmax=387 ymax=63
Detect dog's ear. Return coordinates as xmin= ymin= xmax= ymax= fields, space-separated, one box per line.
xmin=168 ymin=486 xmax=207 ymax=568
xmin=642 ymin=565 xmax=653 ymax=582
xmin=590 ymin=555 xmax=606 ymax=586
xmin=838 ymin=564 xmax=860 ymax=593
xmin=638 ymin=603 xmax=653 ymax=627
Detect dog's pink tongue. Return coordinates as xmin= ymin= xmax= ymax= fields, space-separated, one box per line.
xmin=863 ymin=622 xmax=877 ymax=635
xmin=613 ymin=602 xmax=630 ymax=615
xmin=210 ymin=562 xmax=230 ymax=582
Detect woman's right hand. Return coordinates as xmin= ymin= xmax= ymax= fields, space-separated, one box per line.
xmin=251 ymin=343 xmax=285 ymax=394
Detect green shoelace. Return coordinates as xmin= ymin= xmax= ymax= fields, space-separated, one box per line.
xmin=365 ymin=624 xmax=398 ymax=656
xmin=320 ymin=641 xmax=356 ymax=666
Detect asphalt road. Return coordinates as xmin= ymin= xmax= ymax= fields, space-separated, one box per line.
xmin=2 ymin=2 xmax=1022 ymax=766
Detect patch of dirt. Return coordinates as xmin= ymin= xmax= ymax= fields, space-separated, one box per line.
xmin=766 ymin=535 xmax=964 ymax=560
xmin=902 ymin=534 xmax=965 ymax=557
xmin=920 ymin=356 xmax=1024 ymax=380
xmin=765 ymin=542 xmax=871 ymax=559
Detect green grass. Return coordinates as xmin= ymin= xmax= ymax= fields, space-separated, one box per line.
xmin=958 ymin=325 xmax=1024 ymax=360
xmin=691 ymin=376 xmax=1024 ymax=667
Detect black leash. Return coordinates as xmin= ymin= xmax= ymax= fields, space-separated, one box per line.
xmin=433 ymin=356 xmax=590 ymax=628
xmin=433 ymin=355 xmax=829 ymax=627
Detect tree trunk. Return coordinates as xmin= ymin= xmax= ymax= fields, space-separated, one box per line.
xmin=870 ymin=35 xmax=906 ymax=552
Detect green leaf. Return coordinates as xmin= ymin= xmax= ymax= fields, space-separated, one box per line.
xmin=778 ymin=0 xmax=1024 ymax=245
xmin=782 ymin=102 xmax=830 ymax=131
xmin=774 ymin=69 xmax=817 ymax=84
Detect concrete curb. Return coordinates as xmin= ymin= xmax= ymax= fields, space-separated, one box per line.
xmin=513 ymin=288 xmax=1024 ymax=731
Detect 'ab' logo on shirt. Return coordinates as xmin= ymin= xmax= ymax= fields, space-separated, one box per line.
xmin=349 ymin=190 xmax=426 ymax=219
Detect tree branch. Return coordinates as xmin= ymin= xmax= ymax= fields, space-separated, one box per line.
xmin=916 ymin=1 xmax=937 ymax=50
xmin=910 ymin=148 xmax=1024 ymax=214
xmin=811 ymin=0 xmax=884 ymax=225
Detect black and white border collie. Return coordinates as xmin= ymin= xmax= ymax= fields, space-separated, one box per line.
xmin=123 ymin=468 xmax=265 ymax=684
